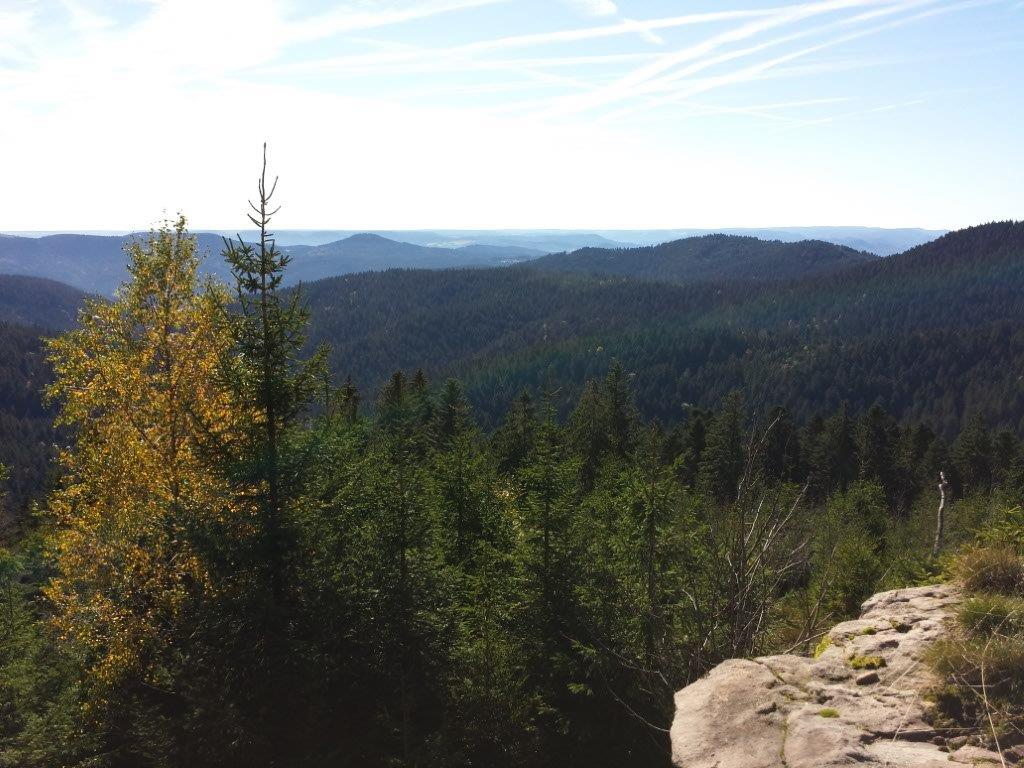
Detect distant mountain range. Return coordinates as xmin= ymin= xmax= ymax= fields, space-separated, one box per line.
xmin=210 ymin=226 xmax=941 ymax=255
xmin=202 ymin=226 xmax=942 ymax=255
xmin=281 ymin=233 xmax=543 ymax=282
xmin=0 ymin=232 xmax=231 ymax=296
xmin=0 ymin=232 xmax=542 ymax=295
xmin=0 ymin=226 xmax=944 ymax=295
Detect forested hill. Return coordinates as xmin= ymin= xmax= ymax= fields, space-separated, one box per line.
xmin=528 ymin=233 xmax=876 ymax=284
xmin=0 ymin=322 xmax=59 ymax=531
xmin=0 ymin=276 xmax=90 ymax=529
xmin=0 ymin=275 xmax=88 ymax=330
xmin=302 ymin=221 xmax=1024 ymax=433
xmin=726 ymin=220 xmax=1024 ymax=333
xmin=282 ymin=233 xmax=541 ymax=282
xmin=302 ymin=267 xmax=728 ymax=394
xmin=0 ymin=232 xmax=230 ymax=295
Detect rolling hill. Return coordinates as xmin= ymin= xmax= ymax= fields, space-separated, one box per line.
xmin=2 ymin=221 xmax=1020 ymax=520
xmin=0 ymin=274 xmax=89 ymax=330
xmin=282 ymin=233 xmax=541 ymax=282
xmin=0 ymin=232 xmax=230 ymax=295
xmin=591 ymin=226 xmax=944 ymax=255
xmin=300 ymin=222 xmax=1024 ymax=434
xmin=528 ymin=234 xmax=876 ymax=284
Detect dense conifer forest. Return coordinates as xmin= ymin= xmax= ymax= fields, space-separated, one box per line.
xmin=1 ymin=187 xmax=1023 ymax=765
xmin=300 ymin=221 xmax=1024 ymax=434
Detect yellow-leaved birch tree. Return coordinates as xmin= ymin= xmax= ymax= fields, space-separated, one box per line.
xmin=44 ymin=217 xmax=247 ymax=696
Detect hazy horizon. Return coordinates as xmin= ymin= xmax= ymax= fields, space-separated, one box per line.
xmin=2 ymin=224 xmax=950 ymax=236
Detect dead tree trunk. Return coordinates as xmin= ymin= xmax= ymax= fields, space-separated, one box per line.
xmin=932 ymin=471 xmax=950 ymax=557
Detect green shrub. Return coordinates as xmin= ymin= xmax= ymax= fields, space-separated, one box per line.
xmin=976 ymin=505 xmax=1024 ymax=554
xmin=819 ymin=708 xmax=839 ymax=718
xmin=952 ymin=545 xmax=1024 ymax=596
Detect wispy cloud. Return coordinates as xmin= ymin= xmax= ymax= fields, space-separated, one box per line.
xmin=246 ymin=8 xmax=776 ymax=79
xmin=783 ymin=97 xmax=927 ymax=128
xmin=285 ymin=0 xmax=510 ymax=43
xmin=589 ymin=0 xmax=947 ymax=122
xmin=562 ymin=0 xmax=619 ymax=17
xmin=540 ymin=0 xmax=918 ymax=118
xmin=0 ymin=7 xmax=38 ymax=66
xmin=674 ymin=96 xmax=853 ymax=123
xmin=547 ymin=0 xmax=1006 ymax=124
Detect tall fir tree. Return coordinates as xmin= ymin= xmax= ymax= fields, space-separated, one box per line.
xmin=219 ymin=145 xmax=325 ymax=606
xmin=217 ymin=148 xmax=326 ymax=764
xmin=698 ymin=391 xmax=745 ymax=503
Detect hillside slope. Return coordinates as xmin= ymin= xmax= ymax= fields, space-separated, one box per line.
xmin=0 ymin=321 xmax=59 ymax=534
xmin=529 ymin=234 xmax=876 ymax=284
xmin=730 ymin=221 xmax=1024 ymax=334
xmin=0 ymin=274 xmax=88 ymax=330
xmin=301 ymin=222 xmax=1024 ymax=432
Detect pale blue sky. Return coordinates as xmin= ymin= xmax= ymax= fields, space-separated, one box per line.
xmin=2 ymin=0 xmax=1022 ymax=230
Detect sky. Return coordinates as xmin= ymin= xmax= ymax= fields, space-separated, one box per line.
xmin=1 ymin=0 xmax=1022 ymax=231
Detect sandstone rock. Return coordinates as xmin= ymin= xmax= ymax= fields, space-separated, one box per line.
xmin=949 ymin=744 xmax=1005 ymax=764
xmin=671 ymin=584 xmax=967 ymax=768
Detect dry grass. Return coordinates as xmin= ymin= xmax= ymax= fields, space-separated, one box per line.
xmin=958 ymin=594 xmax=1024 ymax=636
xmin=952 ymin=545 xmax=1024 ymax=596
xmin=927 ymin=546 xmax=1024 ymax=754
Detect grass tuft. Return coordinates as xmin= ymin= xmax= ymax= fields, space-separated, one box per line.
xmin=952 ymin=545 xmax=1024 ymax=596
xmin=958 ymin=594 xmax=1024 ymax=636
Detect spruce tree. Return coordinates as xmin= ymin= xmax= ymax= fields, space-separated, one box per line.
xmin=954 ymin=413 xmax=993 ymax=494
xmin=491 ymin=390 xmax=537 ymax=475
xmin=857 ymin=403 xmax=897 ymax=496
xmin=810 ymin=404 xmax=857 ymax=497
xmin=219 ymin=145 xmax=325 ymax=607
xmin=698 ymin=391 xmax=745 ymax=503
xmin=217 ymin=148 xmax=326 ymax=765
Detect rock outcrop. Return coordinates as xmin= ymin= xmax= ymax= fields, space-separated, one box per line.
xmin=670 ymin=584 xmax=1009 ymax=767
